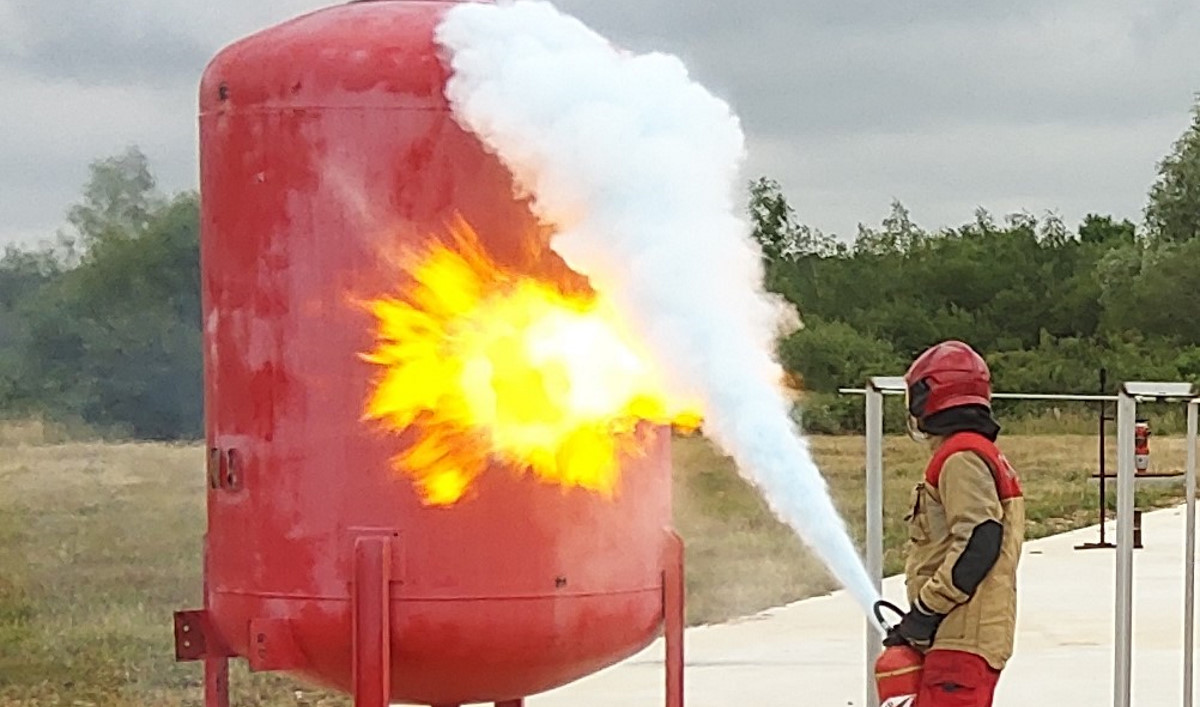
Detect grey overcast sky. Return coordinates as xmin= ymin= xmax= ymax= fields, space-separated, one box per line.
xmin=2 ymin=0 xmax=1198 ymax=246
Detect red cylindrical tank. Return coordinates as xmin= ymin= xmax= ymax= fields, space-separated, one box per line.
xmin=191 ymin=1 xmax=675 ymax=704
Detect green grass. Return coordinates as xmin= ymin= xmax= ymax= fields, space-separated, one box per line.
xmin=0 ymin=430 xmax=1186 ymax=705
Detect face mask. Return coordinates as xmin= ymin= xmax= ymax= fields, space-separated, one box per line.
xmin=906 ymin=414 xmax=928 ymax=443
xmin=905 ymin=387 xmax=927 ymax=443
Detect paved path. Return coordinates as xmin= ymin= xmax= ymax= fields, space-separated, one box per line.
xmin=530 ymin=506 xmax=1197 ymax=706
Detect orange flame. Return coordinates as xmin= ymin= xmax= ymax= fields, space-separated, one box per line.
xmin=361 ymin=217 xmax=701 ymax=505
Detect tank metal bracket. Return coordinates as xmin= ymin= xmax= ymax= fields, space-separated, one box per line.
xmin=174 ymin=609 xmax=231 ymax=661
xmin=249 ymin=618 xmax=307 ymax=672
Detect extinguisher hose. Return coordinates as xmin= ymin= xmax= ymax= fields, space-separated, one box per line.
xmin=873 ymin=599 xmax=905 ymax=632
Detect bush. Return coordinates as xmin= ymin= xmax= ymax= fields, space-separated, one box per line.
xmin=779 ymin=318 xmax=906 ymax=393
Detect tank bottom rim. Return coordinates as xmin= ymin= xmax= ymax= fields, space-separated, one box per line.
xmin=208 ymin=585 xmax=663 ymax=601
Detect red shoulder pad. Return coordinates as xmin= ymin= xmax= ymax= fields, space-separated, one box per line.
xmin=925 ymin=432 xmax=1023 ymax=500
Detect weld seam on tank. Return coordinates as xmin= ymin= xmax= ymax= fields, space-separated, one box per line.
xmin=217 ymin=588 xmax=667 ymax=597
xmin=213 ymin=587 xmax=663 ymax=601
xmin=198 ymin=106 xmax=448 ymax=117
xmin=385 ymin=590 xmax=664 ymax=601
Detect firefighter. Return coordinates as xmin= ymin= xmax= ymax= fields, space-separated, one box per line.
xmin=883 ymin=340 xmax=1026 ymax=706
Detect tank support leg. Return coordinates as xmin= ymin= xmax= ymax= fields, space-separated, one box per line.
xmin=204 ymin=657 xmax=230 ymax=707
xmin=174 ymin=608 xmax=232 ymax=706
xmin=663 ymin=529 xmax=685 ymax=707
xmin=353 ymin=537 xmax=392 ymax=707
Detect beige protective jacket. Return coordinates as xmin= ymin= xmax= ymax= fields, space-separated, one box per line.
xmin=904 ymin=433 xmax=1026 ymax=670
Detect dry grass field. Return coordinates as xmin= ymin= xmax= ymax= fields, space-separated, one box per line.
xmin=0 ymin=425 xmax=1187 ymax=705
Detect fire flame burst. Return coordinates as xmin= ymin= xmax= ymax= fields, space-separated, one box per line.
xmin=361 ymin=217 xmax=701 ymax=506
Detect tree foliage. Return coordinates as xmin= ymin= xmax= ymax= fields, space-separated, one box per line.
xmin=1146 ymin=102 xmax=1200 ymax=244
xmin=66 ymin=146 xmax=162 ymax=250
xmin=759 ymin=202 xmax=1197 ymax=392
xmin=752 ymin=98 xmax=1200 ymax=432
xmin=0 ymin=150 xmax=200 ymax=439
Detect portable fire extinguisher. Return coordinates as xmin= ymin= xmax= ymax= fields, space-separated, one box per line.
xmin=1134 ymin=420 xmax=1150 ymax=474
xmin=874 ymin=600 xmax=923 ymax=707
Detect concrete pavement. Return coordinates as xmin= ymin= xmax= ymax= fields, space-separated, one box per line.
xmin=530 ymin=505 xmax=1197 ymax=706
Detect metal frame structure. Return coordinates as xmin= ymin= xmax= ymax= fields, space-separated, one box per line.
xmin=1112 ymin=383 xmax=1198 ymax=707
xmin=1186 ymin=398 xmax=1197 ymax=707
xmin=1078 ymin=367 xmax=1119 ymax=550
xmin=859 ymin=376 xmax=901 ymax=707
xmin=843 ymin=378 xmax=1199 ymax=707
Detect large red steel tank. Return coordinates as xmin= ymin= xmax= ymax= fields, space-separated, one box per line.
xmin=175 ymin=2 xmax=684 ymax=705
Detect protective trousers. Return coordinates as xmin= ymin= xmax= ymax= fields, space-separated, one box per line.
xmin=916 ymin=650 xmax=1000 ymax=707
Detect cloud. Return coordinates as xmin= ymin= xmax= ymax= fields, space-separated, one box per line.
xmin=0 ymin=5 xmax=207 ymax=87
xmin=0 ymin=65 xmax=197 ymax=245
xmin=750 ymin=113 xmax=1191 ymax=233
xmin=0 ymin=0 xmax=339 ymax=86
xmin=557 ymin=0 xmax=1200 ymax=234
xmin=1 ymin=0 xmax=1198 ymax=245
xmin=0 ymin=0 xmax=326 ymax=245
xmin=558 ymin=0 xmax=1200 ymax=133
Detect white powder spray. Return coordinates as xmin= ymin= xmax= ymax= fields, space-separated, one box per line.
xmin=435 ymin=0 xmax=880 ymax=615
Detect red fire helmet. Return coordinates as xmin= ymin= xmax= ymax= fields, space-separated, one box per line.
xmin=904 ymin=340 xmax=992 ymax=420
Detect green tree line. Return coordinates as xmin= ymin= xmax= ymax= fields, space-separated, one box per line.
xmin=763 ymin=101 xmax=1200 ymax=432
xmin=0 ymin=147 xmax=201 ymax=439
xmin=3 ymin=101 xmax=1200 ymax=439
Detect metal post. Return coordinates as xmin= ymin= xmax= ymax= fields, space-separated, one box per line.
xmin=1100 ymin=369 xmax=1109 ymax=545
xmin=1078 ymin=369 xmax=1116 ymax=550
xmin=1185 ymin=401 xmax=1197 ymax=707
xmin=1114 ymin=390 xmax=1136 ymax=707
xmin=864 ymin=382 xmax=884 ymax=707
xmin=204 ymin=657 xmax=230 ymax=707
xmin=663 ymin=530 xmax=685 ymax=707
